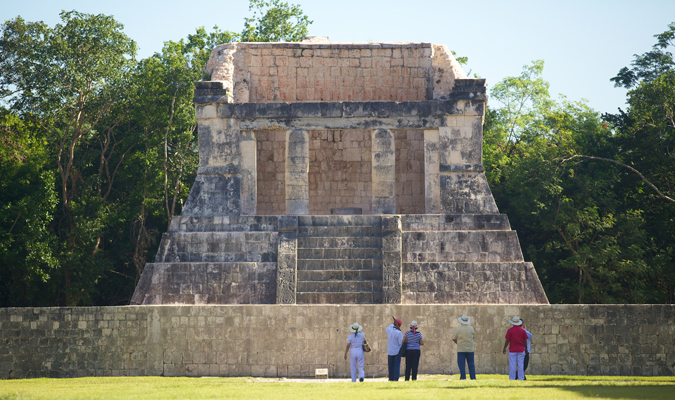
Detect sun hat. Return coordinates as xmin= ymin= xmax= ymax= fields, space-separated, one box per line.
xmin=509 ymin=315 xmax=523 ymax=326
xmin=458 ymin=314 xmax=470 ymax=325
xmin=409 ymin=320 xmax=419 ymax=334
xmin=349 ymin=322 xmax=363 ymax=333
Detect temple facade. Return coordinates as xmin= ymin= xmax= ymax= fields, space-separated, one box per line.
xmin=131 ymin=40 xmax=548 ymax=305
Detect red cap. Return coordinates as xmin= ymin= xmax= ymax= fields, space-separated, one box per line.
xmin=394 ymin=319 xmax=402 ymax=326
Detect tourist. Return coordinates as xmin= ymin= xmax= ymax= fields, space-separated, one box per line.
xmin=386 ymin=316 xmax=404 ymax=381
xmin=515 ymin=319 xmax=533 ymax=380
xmin=502 ymin=315 xmax=528 ymax=380
xmin=344 ymin=322 xmax=366 ymax=382
xmin=402 ymin=320 xmax=424 ymax=381
xmin=452 ymin=313 xmax=476 ymax=380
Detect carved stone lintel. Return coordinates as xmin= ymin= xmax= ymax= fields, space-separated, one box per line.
xmin=276 ymin=216 xmax=298 ymax=304
xmin=372 ymin=129 xmax=396 ymax=214
xmin=381 ymin=215 xmax=402 ymax=304
xmin=285 ymin=130 xmax=309 ymax=215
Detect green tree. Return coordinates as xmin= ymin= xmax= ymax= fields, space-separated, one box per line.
xmin=604 ymin=23 xmax=675 ymax=303
xmin=0 ymin=2 xmax=315 ymax=306
xmin=240 ymin=0 xmax=313 ymax=42
xmin=0 ymin=11 xmax=137 ymax=305
xmin=0 ymin=110 xmax=59 ymax=306
xmin=123 ymin=27 xmax=236 ymax=283
xmin=486 ymin=62 xmax=652 ymax=304
xmin=610 ymin=23 xmax=675 ymax=89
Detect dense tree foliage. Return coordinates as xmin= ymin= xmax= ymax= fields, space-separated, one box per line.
xmin=240 ymin=0 xmax=313 ymax=42
xmin=0 ymin=6 xmax=671 ymax=305
xmin=485 ymin=25 xmax=675 ymax=304
xmin=0 ymin=1 xmax=312 ymax=306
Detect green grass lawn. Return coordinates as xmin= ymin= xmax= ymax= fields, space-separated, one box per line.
xmin=1 ymin=375 xmax=674 ymax=400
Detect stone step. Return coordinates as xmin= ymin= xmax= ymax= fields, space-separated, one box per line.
xmin=131 ymin=262 xmax=277 ymax=305
xmin=297 ymin=269 xmax=383 ymax=281
xmin=297 ymin=248 xmax=382 ymax=260
xmin=298 ymin=215 xmax=382 ymax=227
xmin=403 ymin=230 xmax=524 ymax=263
xmin=169 ymin=215 xmax=279 ymax=232
xmin=401 ymin=262 xmax=548 ymax=304
xmin=401 ymin=214 xmax=511 ymax=232
xmin=297 ymin=280 xmax=383 ymax=293
xmin=155 ymin=232 xmax=278 ymax=263
xmin=298 ymin=226 xmax=382 ymax=238
xmin=296 ymin=292 xmax=382 ymax=304
xmin=297 ymin=259 xmax=383 ymax=271
xmin=297 ymin=236 xmax=382 ymax=249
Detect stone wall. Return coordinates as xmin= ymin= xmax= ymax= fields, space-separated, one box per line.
xmin=204 ymin=43 xmax=467 ymax=104
xmin=308 ymin=130 xmax=372 ymax=215
xmin=395 ymin=130 xmax=425 ymax=214
xmin=139 ymin=263 xmax=277 ymax=305
xmin=2 ymin=305 xmax=674 ymax=379
xmin=132 ymin=214 xmax=547 ymax=306
xmin=255 ymin=128 xmax=428 ymax=216
xmin=256 ymin=131 xmax=286 ymax=215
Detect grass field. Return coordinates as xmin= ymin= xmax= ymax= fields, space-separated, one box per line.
xmin=1 ymin=375 xmax=674 ymax=400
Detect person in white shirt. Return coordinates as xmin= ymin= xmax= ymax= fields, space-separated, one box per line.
xmin=516 ymin=320 xmax=534 ymax=380
xmin=385 ymin=317 xmax=404 ymax=381
xmin=452 ymin=313 xmax=476 ymax=380
xmin=344 ymin=322 xmax=366 ymax=382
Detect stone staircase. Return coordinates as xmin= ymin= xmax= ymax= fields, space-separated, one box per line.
xmin=131 ymin=213 xmax=548 ymax=306
xmin=131 ymin=216 xmax=279 ymax=305
xmin=295 ymin=216 xmax=384 ymax=304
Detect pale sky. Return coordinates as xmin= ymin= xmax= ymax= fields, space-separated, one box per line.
xmin=3 ymin=0 xmax=675 ymax=115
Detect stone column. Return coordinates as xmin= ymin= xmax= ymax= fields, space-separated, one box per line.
xmin=371 ymin=129 xmax=396 ymax=214
xmin=240 ymin=130 xmax=257 ymax=215
xmin=423 ymin=129 xmax=441 ymax=214
xmin=285 ymin=129 xmax=309 ymax=215
xmin=182 ymin=106 xmax=243 ymax=215
xmin=382 ymin=215 xmax=402 ymax=304
xmin=439 ymin=109 xmax=499 ymax=214
xmin=276 ymin=216 xmax=298 ymax=304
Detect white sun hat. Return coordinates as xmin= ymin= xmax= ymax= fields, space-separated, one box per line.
xmin=410 ymin=320 xmax=418 ymax=327
xmin=349 ymin=322 xmax=363 ymax=333
xmin=509 ymin=315 xmax=523 ymax=326
xmin=458 ymin=314 xmax=471 ymax=325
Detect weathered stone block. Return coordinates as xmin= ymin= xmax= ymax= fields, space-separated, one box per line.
xmin=0 ymin=306 xmax=675 ymax=378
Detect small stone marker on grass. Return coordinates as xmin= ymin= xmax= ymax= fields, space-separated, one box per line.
xmin=315 ymin=368 xmax=328 ymax=379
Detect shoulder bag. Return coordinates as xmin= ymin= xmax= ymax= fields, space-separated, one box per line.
xmin=362 ymin=338 xmax=371 ymax=352
xmin=398 ymin=332 xmax=407 ymax=358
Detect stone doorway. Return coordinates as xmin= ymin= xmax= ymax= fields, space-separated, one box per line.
xmin=308 ymin=130 xmax=373 ymax=215
xmin=256 ymin=130 xmax=286 ymax=215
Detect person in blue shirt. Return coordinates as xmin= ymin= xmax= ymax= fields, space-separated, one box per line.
xmin=515 ymin=319 xmax=533 ymax=380
xmin=402 ymin=320 xmax=424 ymax=381
xmin=385 ymin=317 xmax=403 ymax=381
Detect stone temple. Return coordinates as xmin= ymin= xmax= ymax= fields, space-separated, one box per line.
xmin=131 ymin=39 xmax=548 ymax=306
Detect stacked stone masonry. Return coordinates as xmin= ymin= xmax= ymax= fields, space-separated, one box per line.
xmin=395 ymin=130 xmax=425 ymax=214
xmin=308 ymin=130 xmax=373 ymax=215
xmin=256 ymin=131 xmax=286 ymax=215
xmin=256 ymin=129 xmax=425 ymax=215
xmin=132 ymin=214 xmax=547 ymax=306
xmin=2 ymin=305 xmax=674 ymax=379
xmin=204 ymin=43 xmax=468 ymax=103
xmin=135 ymin=41 xmax=543 ymax=305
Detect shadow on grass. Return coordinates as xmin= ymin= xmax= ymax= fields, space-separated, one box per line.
xmin=533 ymin=377 xmax=675 ymax=383
xmin=437 ymin=384 xmax=675 ymax=399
